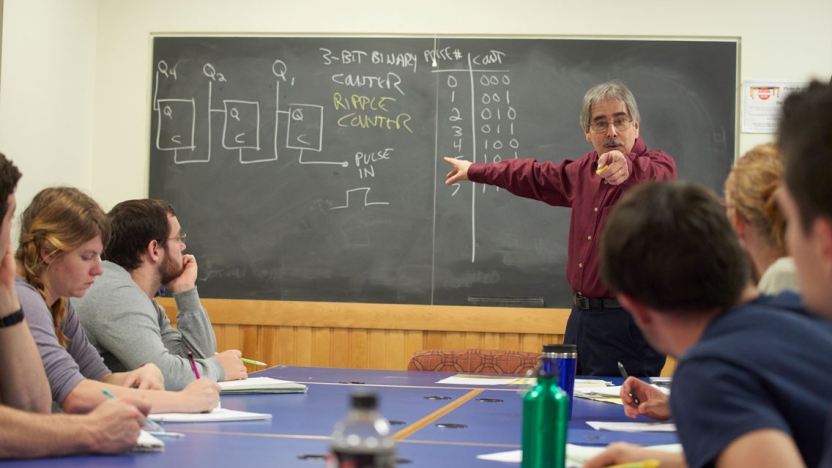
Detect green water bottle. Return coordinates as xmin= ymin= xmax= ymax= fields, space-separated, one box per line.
xmin=521 ymin=360 xmax=569 ymax=468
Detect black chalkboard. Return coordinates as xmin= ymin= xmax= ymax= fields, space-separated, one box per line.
xmin=149 ymin=36 xmax=737 ymax=307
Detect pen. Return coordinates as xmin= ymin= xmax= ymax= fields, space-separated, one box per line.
xmin=146 ymin=431 xmax=185 ymax=438
xmin=188 ymin=351 xmax=200 ymax=379
xmin=617 ymin=361 xmax=641 ymax=405
xmin=101 ymin=388 xmax=166 ymax=433
xmin=240 ymin=357 xmax=268 ymax=366
xmin=605 ymin=460 xmax=660 ymax=468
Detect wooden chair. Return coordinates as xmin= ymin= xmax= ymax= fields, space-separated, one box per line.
xmin=407 ymin=349 xmax=540 ymax=374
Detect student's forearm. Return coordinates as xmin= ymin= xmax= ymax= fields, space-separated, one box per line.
xmin=62 ymin=378 xmax=187 ymax=415
xmin=0 ymin=406 xmax=94 ymax=459
xmin=0 ymin=319 xmax=52 ymax=413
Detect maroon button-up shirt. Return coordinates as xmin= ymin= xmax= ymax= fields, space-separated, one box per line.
xmin=467 ymin=137 xmax=677 ymax=298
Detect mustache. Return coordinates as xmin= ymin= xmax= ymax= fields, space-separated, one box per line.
xmin=603 ymin=140 xmax=625 ymax=148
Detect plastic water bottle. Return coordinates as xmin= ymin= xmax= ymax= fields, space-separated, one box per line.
xmin=326 ymin=391 xmax=396 ymax=468
xmin=521 ymin=347 xmax=569 ymax=468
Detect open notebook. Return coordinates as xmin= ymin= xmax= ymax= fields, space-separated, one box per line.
xmin=133 ymin=430 xmax=164 ymax=452
xmin=218 ymin=377 xmax=307 ymax=394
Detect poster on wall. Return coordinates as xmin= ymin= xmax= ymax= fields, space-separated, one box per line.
xmin=742 ymin=80 xmax=808 ymax=133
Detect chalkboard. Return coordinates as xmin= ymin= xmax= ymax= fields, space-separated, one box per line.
xmin=149 ymin=36 xmax=737 ymax=307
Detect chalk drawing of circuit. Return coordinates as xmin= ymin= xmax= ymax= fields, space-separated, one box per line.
xmin=152 ymin=59 xmax=388 ymax=210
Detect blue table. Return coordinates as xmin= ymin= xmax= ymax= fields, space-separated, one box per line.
xmin=2 ymin=366 xmax=678 ymax=467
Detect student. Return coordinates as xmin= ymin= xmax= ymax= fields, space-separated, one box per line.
xmin=584 ymin=181 xmax=832 ymax=468
xmin=74 ymin=199 xmax=247 ymax=390
xmin=775 ymin=80 xmax=832 ymax=468
xmin=0 ymin=154 xmax=149 ymax=458
xmin=15 ymin=187 xmax=221 ymax=414
xmin=585 ymin=143 xmax=802 ymax=465
xmin=724 ymin=143 xmax=798 ymax=294
xmin=443 ymin=80 xmax=676 ymax=377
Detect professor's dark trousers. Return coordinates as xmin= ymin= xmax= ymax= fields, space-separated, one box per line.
xmin=564 ymin=304 xmax=666 ymax=377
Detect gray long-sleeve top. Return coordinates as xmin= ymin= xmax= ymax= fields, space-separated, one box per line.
xmin=72 ymin=261 xmax=224 ymax=390
xmin=16 ymin=277 xmax=111 ymax=406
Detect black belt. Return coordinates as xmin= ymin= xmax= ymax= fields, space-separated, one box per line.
xmin=572 ymin=294 xmax=622 ymax=310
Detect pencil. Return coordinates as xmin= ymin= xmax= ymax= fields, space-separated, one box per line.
xmin=596 ymin=164 xmax=609 ymax=175
xmin=605 ymin=459 xmax=661 ymax=468
xmin=240 ymin=357 xmax=268 ymax=366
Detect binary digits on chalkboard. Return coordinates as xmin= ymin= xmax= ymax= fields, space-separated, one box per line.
xmin=149 ymin=37 xmax=737 ymax=307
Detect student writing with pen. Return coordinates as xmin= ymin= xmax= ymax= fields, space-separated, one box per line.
xmin=583 ymin=182 xmax=832 ymax=468
xmin=73 ymin=199 xmax=247 ymax=391
xmin=15 ymin=187 xmax=221 ymax=414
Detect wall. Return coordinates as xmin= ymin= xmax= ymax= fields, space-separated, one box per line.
xmin=0 ymin=0 xmax=97 ymax=229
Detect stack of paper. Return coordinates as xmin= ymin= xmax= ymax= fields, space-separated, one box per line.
xmin=218 ymin=377 xmax=307 ymax=394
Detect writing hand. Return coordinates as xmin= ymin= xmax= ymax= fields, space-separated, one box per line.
xmin=597 ymin=151 xmax=629 ymax=186
xmin=443 ymin=157 xmax=472 ymax=185
xmin=82 ymin=396 xmax=150 ymax=454
xmin=214 ymin=349 xmax=248 ymax=381
xmin=620 ymin=377 xmax=671 ymax=420
xmin=180 ymin=378 xmax=221 ymax=413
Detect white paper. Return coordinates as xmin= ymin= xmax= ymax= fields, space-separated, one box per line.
xmin=149 ymin=407 xmax=272 ymax=423
xmin=586 ymin=421 xmax=677 ymax=432
xmin=133 ymin=430 xmax=165 ymax=452
xmin=575 ymin=379 xmax=613 ymax=388
xmin=476 ymin=443 xmax=682 ymax=465
xmin=436 ymin=376 xmax=614 ymax=387
xmin=742 ymin=80 xmax=809 ymax=133
xmin=218 ymin=376 xmax=307 ymax=392
xmin=436 ymin=376 xmax=520 ymax=385
xmin=476 ymin=449 xmax=521 ymax=462
xmin=575 ymin=386 xmax=622 ymax=397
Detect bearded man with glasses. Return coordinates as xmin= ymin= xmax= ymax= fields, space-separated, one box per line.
xmin=444 ymin=80 xmax=677 ymax=377
xmin=73 ymin=199 xmax=248 ymax=390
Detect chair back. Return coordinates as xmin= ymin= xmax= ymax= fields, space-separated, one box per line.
xmin=407 ymin=349 xmax=540 ymax=374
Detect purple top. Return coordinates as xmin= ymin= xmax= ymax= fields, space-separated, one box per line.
xmin=468 ymin=137 xmax=676 ymax=298
xmin=16 ymin=276 xmax=110 ymax=406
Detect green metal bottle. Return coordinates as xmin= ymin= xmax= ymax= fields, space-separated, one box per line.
xmin=521 ymin=362 xmax=569 ymax=468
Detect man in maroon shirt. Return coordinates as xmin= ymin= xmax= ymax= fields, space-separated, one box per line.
xmin=444 ymin=80 xmax=677 ymax=376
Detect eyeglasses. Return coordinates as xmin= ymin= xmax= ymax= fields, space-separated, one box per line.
xmin=589 ymin=118 xmax=633 ymax=134
xmin=165 ymin=233 xmax=187 ymax=244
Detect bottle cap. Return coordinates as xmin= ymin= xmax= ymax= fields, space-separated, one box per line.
xmin=351 ymin=391 xmax=378 ymax=410
xmin=543 ymin=344 xmax=576 ymax=353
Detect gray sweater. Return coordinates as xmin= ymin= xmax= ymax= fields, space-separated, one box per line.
xmin=72 ymin=261 xmax=224 ymax=390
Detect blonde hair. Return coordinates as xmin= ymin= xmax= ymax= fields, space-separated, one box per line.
xmin=15 ymin=187 xmax=109 ymax=348
xmin=724 ymin=143 xmax=786 ymax=250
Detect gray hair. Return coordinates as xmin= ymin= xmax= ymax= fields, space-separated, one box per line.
xmin=580 ymin=80 xmax=640 ymax=131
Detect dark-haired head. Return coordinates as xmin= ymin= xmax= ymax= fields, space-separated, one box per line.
xmin=600 ymin=181 xmax=750 ymax=314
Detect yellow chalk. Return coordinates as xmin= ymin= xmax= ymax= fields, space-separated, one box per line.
xmin=596 ymin=165 xmax=609 ymax=175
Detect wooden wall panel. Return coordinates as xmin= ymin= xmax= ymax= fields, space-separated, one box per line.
xmin=163 ymin=299 xmax=673 ymax=376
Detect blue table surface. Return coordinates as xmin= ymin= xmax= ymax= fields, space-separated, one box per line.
xmin=2 ymin=366 xmax=678 ymax=467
